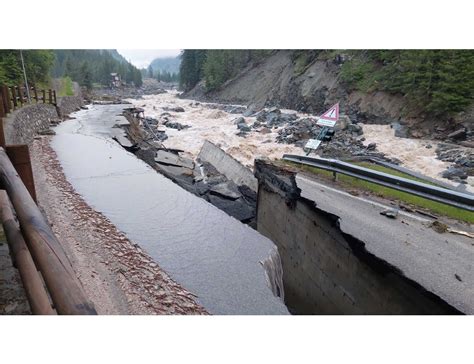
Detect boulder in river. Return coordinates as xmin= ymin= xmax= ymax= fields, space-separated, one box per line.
xmin=347 ymin=123 xmax=363 ymax=136
xmin=163 ymin=120 xmax=190 ymax=130
xmin=233 ymin=117 xmax=246 ymax=125
xmin=447 ymin=128 xmax=467 ymax=140
xmin=237 ymin=123 xmax=251 ymax=132
xmin=163 ymin=106 xmax=185 ymax=112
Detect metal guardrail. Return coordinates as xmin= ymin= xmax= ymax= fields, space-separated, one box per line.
xmin=282 ymin=154 xmax=474 ymax=212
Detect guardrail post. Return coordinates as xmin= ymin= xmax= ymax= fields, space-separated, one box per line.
xmin=5 ymin=145 xmax=37 ymax=203
xmin=42 ymin=89 xmax=46 ymax=104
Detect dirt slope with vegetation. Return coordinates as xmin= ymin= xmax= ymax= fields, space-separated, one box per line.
xmin=183 ymin=50 xmax=474 ymax=141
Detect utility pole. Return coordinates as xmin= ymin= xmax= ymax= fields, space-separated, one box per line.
xmin=20 ymin=50 xmax=31 ymax=103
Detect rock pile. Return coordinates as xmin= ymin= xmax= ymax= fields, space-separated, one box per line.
xmin=436 ymin=143 xmax=474 ymax=183
xmin=276 ymin=118 xmax=320 ymax=146
xmin=255 ymin=107 xmax=298 ymax=127
xmin=163 ymin=120 xmax=190 ymax=131
xmin=233 ymin=117 xmax=252 ymax=136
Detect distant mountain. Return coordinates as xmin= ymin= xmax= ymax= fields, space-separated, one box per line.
xmin=149 ymin=56 xmax=181 ymax=74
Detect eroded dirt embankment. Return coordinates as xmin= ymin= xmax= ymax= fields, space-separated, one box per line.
xmin=31 ymin=135 xmax=207 ymax=315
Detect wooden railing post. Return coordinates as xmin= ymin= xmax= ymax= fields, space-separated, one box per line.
xmin=1 ymin=86 xmax=9 ymax=114
xmin=33 ymin=86 xmax=38 ymax=103
xmin=17 ymin=85 xmax=24 ymax=105
xmin=5 ymin=86 xmax=12 ymax=113
xmin=10 ymin=86 xmax=17 ymax=108
xmin=0 ymin=147 xmax=97 ymax=315
xmin=5 ymin=145 xmax=37 ymax=202
xmin=42 ymin=89 xmax=46 ymax=103
xmin=48 ymin=89 xmax=52 ymax=104
xmin=53 ymin=90 xmax=57 ymax=105
xmin=0 ymin=90 xmax=5 ymax=119
xmin=0 ymin=190 xmax=56 ymax=314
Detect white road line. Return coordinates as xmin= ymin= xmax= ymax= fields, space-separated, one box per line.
xmin=296 ymin=175 xmax=431 ymax=223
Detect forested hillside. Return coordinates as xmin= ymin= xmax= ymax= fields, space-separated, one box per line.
xmin=0 ymin=49 xmax=142 ymax=89
xmin=180 ymin=49 xmax=474 ymax=118
xmin=0 ymin=50 xmax=54 ymax=86
xmin=179 ymin=50 xmax=270 ymax=92
xmin=339 ymin=50 xmax=474 ymax=117
xmin=52 ymin=50 xmax=142 ymax=88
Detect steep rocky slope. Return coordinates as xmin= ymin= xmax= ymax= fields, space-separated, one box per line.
xmin=185 ymin=50 xmax=473 ymax=142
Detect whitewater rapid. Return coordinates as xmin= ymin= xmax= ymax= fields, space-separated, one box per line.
xmin=127 ymin=92 xmax=470 ymax=191
xmin=127 ymin=92 xmax=303 ymax=168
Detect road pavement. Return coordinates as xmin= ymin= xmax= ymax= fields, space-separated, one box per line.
xmin=296 ymin=174 xmax=474 ymax=314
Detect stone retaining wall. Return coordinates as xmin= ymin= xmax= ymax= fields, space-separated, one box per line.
xmin=3 ymin=104 xmax=58 ymax=145
xmin=56 ymin=95 xmax=83 ymax=117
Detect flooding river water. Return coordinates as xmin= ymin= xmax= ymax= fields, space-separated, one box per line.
xmin=51 ymin=104 xmax=288 ymax=315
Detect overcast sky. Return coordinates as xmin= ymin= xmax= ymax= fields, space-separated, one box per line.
xmin=117 ymin=49 xmax=181 ymax=68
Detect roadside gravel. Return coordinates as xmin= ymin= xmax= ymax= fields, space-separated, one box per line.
xmin=31 ymin=136 xmax=207 ymax=315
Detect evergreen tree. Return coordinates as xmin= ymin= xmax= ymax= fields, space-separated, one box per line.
xmin=80 ymin=61 xmax=93 ymax=90
xmin=0 ymin=50 xmax=53 ymax=86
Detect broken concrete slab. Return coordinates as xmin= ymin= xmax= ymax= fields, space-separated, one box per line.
xmin=208 ymin=195 xmax=255 ymax=222
xmin=113 ymin=134 xmax=134 ymax=148
xmin=155 ymin=150 xmax=195 ymax=170
xmin=210 ymin=181 xmax=242 ymax=200
xmin=155 ymin=163 xmax=195 ymax=177
xmin=198 ymin=140 xmax=258 ymax=191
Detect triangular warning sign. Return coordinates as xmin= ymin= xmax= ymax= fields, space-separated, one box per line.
xmin=320 ymin=103 xmax=339 ymax=121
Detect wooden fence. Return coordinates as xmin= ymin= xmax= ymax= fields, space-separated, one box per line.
xmin=0 ymin=83 xmax=96 ymax=315
xmin=0 ymin=84 xmax=57 ymax=118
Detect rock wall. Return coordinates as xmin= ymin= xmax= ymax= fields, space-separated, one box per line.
xmin=254 ymin=159 xmax=459 ymax=314
xmin=2 ymin=104 xmax=58 ymax=145
xmin=56 ymin=95 xmax=83 ymax=117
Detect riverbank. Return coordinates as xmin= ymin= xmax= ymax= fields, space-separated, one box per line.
xmin=31 ymin=135 xmax=207 ymax=315
xmin=127 ymin=91 xmax=472 ymax=191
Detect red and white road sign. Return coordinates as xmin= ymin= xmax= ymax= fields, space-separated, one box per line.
xmin=316 ymin=103 xmax=339 ymax=127
xmin=320 ymin=103 xmax=339 ymax=121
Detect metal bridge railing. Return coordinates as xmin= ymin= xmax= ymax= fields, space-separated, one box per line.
xmin=283 ymin=154 xmax=474 ymax=212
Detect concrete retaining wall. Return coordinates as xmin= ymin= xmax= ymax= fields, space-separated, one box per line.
xmin=198 ymin=140 xmax=258 ymax=191
xmin=3 ymin=104 xmax=58 ymax=145
xmin=255 ymin=159 xmax=458 ymax=314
